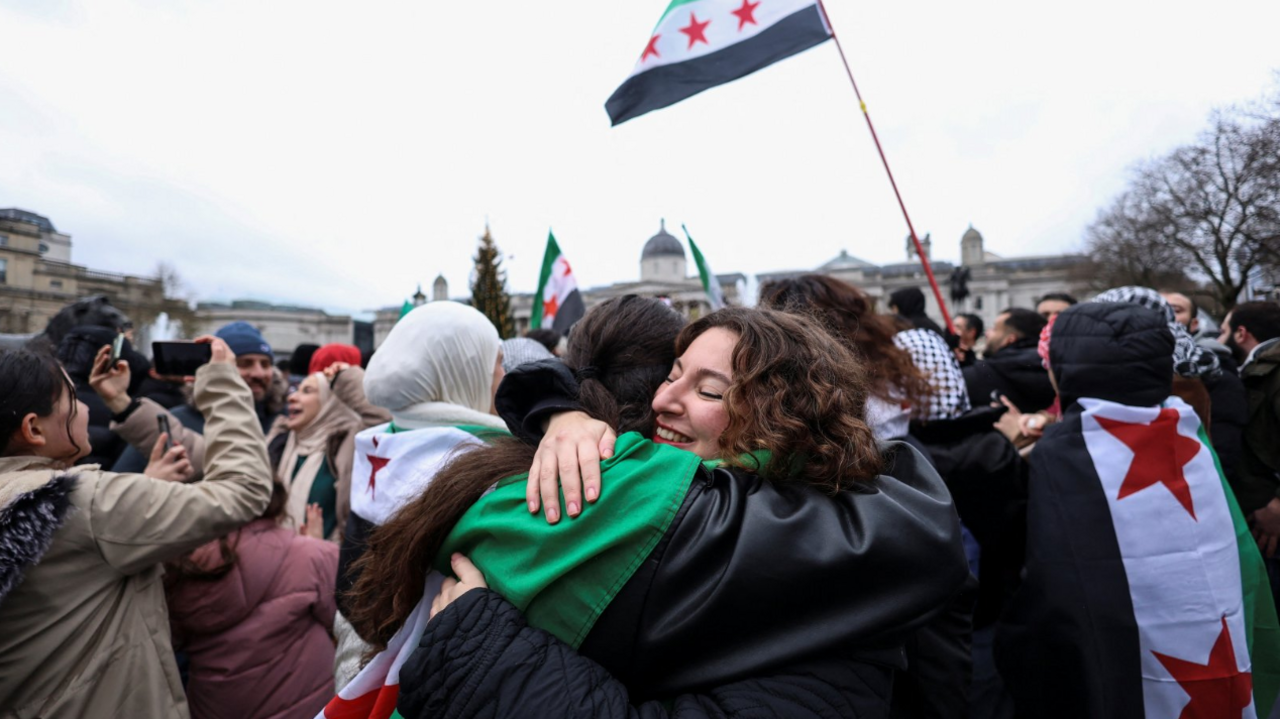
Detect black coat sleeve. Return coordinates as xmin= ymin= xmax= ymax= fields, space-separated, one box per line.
xmin=580 ymin=442 xmax=971 ymax=699
xmin=494 ymin=359 xmax=582 ymax=443
xmin=396 ymin=588 xmax=892 ymax=719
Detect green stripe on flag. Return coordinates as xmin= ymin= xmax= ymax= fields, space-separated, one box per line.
xmin=684 ymin=225 xmax=724 ymax=310
xmin=655 ymin=0 xmax=701 ymax=26
xmin=439 ymin=433 xmax=699 ymax=648
xmin=1199 ymin=425 xmax=1280 ymax=714
xmin=530 ymin=231 xmax=561 ymax=330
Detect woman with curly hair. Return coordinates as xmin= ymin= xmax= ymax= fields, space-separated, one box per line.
xmin=758 ymin=274 xmax=933 ymax=440
xmin=338 ymin=304 xmax=966 ymax=718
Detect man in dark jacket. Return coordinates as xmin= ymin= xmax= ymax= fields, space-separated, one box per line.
xmin=963 ymin=308 xmax=1055 ymax=412
xmin=1220 ymin=301 xmax=1280 ymax=556
xmin=1161 ymin=291 xmax=1247 ymax=490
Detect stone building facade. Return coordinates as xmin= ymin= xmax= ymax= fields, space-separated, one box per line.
xmin=0 ymin=209 xmax=172 ymax=337
xmin=759 ymin=225 xmax=1090 ymax=330
xmin=193 ymin=300 xmax=355 ymax=361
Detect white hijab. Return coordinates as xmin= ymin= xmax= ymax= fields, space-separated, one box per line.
xmin=363 ymin=302 xmax=506 ymax=430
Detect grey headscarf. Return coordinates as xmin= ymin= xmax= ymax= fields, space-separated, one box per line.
xmin=1091 ymin=286 xmax=1221 ymax=379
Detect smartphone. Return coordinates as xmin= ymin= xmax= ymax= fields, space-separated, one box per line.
xmin=157 ymin=414 xmax=173 ymax=452
xmin=152 ymin=341 xmax=213 ymax=376
xmin=109 ymin=333 xmax=125 ymax=365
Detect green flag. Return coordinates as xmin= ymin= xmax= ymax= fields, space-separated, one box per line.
xmin=398 ymin=300 xmax=414 ymax=320
xmin=530 ymin=231 xmax=585 ymax=332
xmin=683 ymin=225 xmax=724 ymax=310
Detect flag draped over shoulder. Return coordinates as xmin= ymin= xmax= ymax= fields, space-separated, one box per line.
xmin=606 ymin=0 xmax=833 ymax=125
xmin=996 ymin=396 xmax=1280 ymax=719
xmin=683 ymin=225 xmax=724 ymax=310
xmin=530 ymin=231 xmax=585 ymax=334
xmin=317 ymin=433 xmax=701 ymax=719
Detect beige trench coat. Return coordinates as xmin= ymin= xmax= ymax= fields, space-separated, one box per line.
xmin=0 ymin=363 xmax=272 ymax=719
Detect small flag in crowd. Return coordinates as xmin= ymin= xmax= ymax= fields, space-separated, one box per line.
xmin=997 ymin=397 xmax=1280 ymax=718
xmin=530 ymin=231 xmax=585 ymax=333
xmin=606 ymin=0 xmax=833 ymax=125
xmin=397 ymin=300 xmax=413 ymax=320
xmin=683 ymin=225 xmax=724 ymax=310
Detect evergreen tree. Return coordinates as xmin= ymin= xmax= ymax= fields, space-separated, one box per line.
xmin=470 ymin=224 xmax=515 ymax=338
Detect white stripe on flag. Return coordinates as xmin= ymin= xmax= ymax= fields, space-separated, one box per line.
xmin=1081 ymin=397 xmax=1255 ymax=718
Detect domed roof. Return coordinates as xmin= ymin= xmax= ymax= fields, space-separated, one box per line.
xmin=962 ymin=224 xmax=983 ymax=243
xmin=642 ymin=219 xmax=685 ymax=260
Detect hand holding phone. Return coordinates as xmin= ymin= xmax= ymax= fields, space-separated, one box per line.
xmin=157 ymin=415 xmax=173 ymax=452
xmin=109 ymin=333 xmax=125 ymax=366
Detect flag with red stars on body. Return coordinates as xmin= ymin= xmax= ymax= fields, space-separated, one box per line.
xmin=606 ymin=0 xmax=832 ymax=125
xmin=996 ymin=396 xmax=1280 ymax=719
xmin=530 ymin=231 xmax=585 ymax=334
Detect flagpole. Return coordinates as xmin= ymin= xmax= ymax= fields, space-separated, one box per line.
xmin=814 ymin=0 xmax=955 ymax=334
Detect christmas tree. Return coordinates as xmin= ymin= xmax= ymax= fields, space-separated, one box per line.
xmin=470 ymin=224 xmax=515 ymax=339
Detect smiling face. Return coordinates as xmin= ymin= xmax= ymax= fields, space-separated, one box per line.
xmin=236 ymin=354 xmax=274 ymax=402
xmin=286 ymin=374 xmax=323 ymax=431
xmin=651 ymin=327 xmax=736 ymax=460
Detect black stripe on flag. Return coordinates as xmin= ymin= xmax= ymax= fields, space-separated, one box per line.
xmin=994 ymin=413 xmax=1144 ymax=718
xmin=551 ymin=289 xmax=586 ymax=335
xmin=606 ymin=5 xmax=831 ymax=126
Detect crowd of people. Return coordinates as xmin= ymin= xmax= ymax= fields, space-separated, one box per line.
xmin=1 ymin=280 xmax=1279 ymax=719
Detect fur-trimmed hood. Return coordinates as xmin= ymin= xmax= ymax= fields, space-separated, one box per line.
xmin=0 ymin=460 xmax=79 ymax=606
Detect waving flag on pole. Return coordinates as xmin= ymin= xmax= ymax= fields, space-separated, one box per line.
xmin=530 ymin=231 xmax=585 ymax=333
xmin=606 ymin=0 xmax=832 ymax=125
xmin=683 ymin=225 xmax=724 ymax=310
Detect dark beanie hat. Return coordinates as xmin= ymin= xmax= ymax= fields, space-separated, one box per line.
xmin=216 ymin=321 xmax=274 ymax=359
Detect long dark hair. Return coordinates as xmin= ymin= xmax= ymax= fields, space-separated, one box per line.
xmin=0 ymin=348 xmax=84 ymax=461
xmin=346 ymin=296 xmax=686 ymax=651
xmin=760 ymin=274 xmax=931 ymax=406
xmin=678 ymin=307 xmax=884 ymax=493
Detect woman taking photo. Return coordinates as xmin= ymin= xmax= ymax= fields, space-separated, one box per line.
xmin=344 ymin=304 xmax=967 ymax=717
xmin=0 ymin=338 xmax=272 ymax=718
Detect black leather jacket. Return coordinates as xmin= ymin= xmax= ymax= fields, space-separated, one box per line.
xmin=463 ymin=361 xmax=972 ymax=701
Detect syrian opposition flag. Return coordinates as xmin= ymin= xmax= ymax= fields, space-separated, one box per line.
xmin=683 ymin=225 xmax=724 ymax=310
xmin=996 ymin=396 xmax=1280 ymax=718
xmin=606 ymin=0 xmax=832 ymax=125
xmin=530 ymin=231 xmax=585 ymax=334
xmin=316 ymin=576 xmax=441 ymax=719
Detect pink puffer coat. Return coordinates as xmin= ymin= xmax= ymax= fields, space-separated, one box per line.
xmin=168 ymin=518 xmax=338 ymax=719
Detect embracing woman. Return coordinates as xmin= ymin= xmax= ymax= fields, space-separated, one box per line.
xmin=343 ymin=303 xmax=968 ymax=717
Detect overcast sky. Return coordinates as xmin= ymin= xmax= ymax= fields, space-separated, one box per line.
xmin=1 ymin=0 xmax=1277 ymax=318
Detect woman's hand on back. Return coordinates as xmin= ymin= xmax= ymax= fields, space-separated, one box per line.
xmin=430 ymin=554 xmax=488 ymax=619
xmin=528 ymin=411 xmax=616 ymax=524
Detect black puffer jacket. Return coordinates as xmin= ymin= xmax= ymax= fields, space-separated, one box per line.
xmin=398 ymin=361 xmax=971 ymax=716
xmin=399 ymin=588 xmax=895 ymax=719
xmin=963 ymin=340 xmax=1057 ymax=412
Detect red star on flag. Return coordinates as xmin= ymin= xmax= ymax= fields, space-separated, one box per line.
xmin=560 ymin=258 xmax=573 ymax=276
xmin=732 ymin=0 xmax=760 ymax=30
xmin=641 ymin=34 xmax=661 ymax=62
xmin=680 ymin=12 xmax=711 ymax=49
xmin=1152 ymin=617 xmax=1253 ymax=719
xmin=542 ymin=294 xmax=559 ymax=322
xmin=367 ymin=436 xmax=390 ymax=500
xmin=1096 ymin=408 xmax=1202 ymax=520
